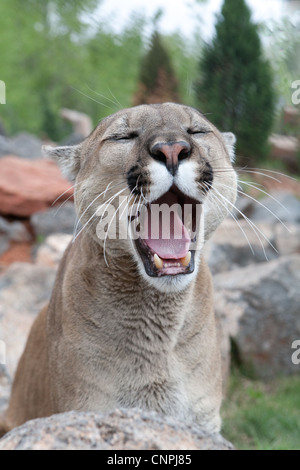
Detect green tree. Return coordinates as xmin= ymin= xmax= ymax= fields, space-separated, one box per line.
xmin=195 ymin=0 xmax=276 ymax=163
xmin=133 ymin=29 xmax=181 ymax=105
xmin=0 ymin=1 xmax=145 ymax=139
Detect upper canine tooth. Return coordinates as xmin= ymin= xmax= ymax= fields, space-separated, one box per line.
xmin=154 ymin=253 xmax=164 ymax=269
xmin=181 ymin=251 xmax=191 ymax=267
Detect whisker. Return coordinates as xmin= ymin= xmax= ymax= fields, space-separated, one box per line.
xmin=71 ymin=86 xmax=113 ymax=110
xmin=73 ymin=186 xmax=127 ymax=243
xmin=51 ymin=185 xmax=75 ymax=207
xmin=73 ymin=180 xmax=123 ymax=238
xmin=103 ymin=194 xmax=131 ymax=267
xmin=211 ymin=184 xmax=278 ymax=258
xmin=216 ymin=180 xmax=291 ymax=232
xmin=238 ymin=179 xmax=291 ymax=214
xmin=204 ymin=183 xmax=255 ymax=255
xmin=86 ymin=85 xmax=121 ymax=110
xmin=108 ymin=87 xmax=123 ymax=109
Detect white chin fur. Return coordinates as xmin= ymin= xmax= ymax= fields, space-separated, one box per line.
xmin=141 ymin=268 xmax=199 ymax=294
xmin=148 ymin=161 xmax=173 ymax=201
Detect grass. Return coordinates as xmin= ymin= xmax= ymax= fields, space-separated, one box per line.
xmin=221 ymin=370 xmax=300 ymax=450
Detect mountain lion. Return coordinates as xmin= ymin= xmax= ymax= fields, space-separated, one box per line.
xmin=0 ymin=103 xmax=237 ymax=436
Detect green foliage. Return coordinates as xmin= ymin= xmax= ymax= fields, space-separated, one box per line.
xmin=0 ymin=0 xmax=145 ymax=139
xmin=263 ymin=17 xmax=300 ymax=114
xmin=195 ymin=0 xmax=276 ymax=164
xmin=222 ymin=372 xmax=300 ymax=450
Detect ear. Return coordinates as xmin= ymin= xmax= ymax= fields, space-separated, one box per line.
xmin=42 ymin=144 xmax=82 ymax=182
xmin=222 ymin=132 xmax=236 ymax=163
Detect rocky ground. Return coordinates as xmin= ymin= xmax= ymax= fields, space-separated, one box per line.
xmin=0 ymin=133 xmax=299 ymax=449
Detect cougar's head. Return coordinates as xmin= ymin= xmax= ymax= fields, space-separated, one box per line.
xmin=44 ymin=103 xmax=237 ymax=293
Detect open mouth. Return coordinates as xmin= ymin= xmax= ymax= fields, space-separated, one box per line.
xmin=133 ymin=185 xmax=201 ymax=277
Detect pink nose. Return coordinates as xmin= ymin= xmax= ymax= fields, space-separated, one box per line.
xmin=151 ymin=141 xmax=191 ymax=175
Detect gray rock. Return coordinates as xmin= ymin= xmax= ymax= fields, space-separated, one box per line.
xmin=0 ymin=409 xmax=234 ymax=450
xmin=35 ymin=233 xmax=72 ymax=267
xmin=214 ymin=255 xmax=300 ymax=378
xmin=0 ymin=216 xmax=32 ymax=243
xmin=274 ymin=223 xmax=300 ymax=256
xmin=250 ymin=192 xmax=300 ymax=224
xmin=30 ymin=202 xmax=76 ymax=237
xmin=0 ymin=136 xmax=14 ymax=157
xmin=0 ymin=262 xmax=56 ymax=376
xmin=0 ymin=236 xmax=9 ymax=257
xmin=0 ymin=365 xmax=11 ymax=418
xmin=0 ymin=132 xmax=43 ymax=159
xmin=11 ymin=132 xmax=43 ymax=159
xmin=205 ymin=218 xmax=278 ymax=275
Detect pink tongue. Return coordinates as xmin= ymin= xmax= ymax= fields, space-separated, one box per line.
xmin=142 ymin=193 xmax=191 ymax=260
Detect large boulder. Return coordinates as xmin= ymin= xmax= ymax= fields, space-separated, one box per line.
xmin=214 ymin=255 xmax=300 ymax=378
xmin=35 ymin=233 xmax=72 ymax=267
xmin=205 ymin=218 xmax=278 ymax=275
xmin=30 ymin=202 xmax=77 ymax=237
xmin=0 ymin=409 xmax=234 ymax=450
xmin=250 ymin=192 xmax=300 ymax=224
xmin=0 ymin=262 xmax=56 ymax=376
xmin=0 ymin=133 xmax=44 ymax=159
xmin=0 ymin=156 xmax=73 ymax=217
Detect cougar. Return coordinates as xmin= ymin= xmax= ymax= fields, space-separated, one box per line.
xmin=0 ymin=103 xmax=237 ymax=436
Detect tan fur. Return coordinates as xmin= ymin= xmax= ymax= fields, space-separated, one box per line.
xmin=1 ymin=104 xmax=237 ymax=436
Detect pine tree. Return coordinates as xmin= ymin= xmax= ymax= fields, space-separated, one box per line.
xmin=195 ymin=0 xmax=276 ymax=163
xmin=133 ymin=30 xmax=181 ymax=105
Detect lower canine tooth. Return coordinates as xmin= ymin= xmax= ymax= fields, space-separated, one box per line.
xmin=181 ymin=251 xmax=191 ymax=267
xmin=154 ymin=253 xmax=164 ymax=269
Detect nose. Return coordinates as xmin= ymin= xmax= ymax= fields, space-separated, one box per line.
xmin=151 ymin=140 xmax=191 ymax=176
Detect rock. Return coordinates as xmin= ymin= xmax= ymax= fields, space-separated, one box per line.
xmin=0 ymin=216 xmax=32 ymax=243
xmin=283 ymin=106 xmax=300 ymax=127
xmin=0 ymin=366 xmax=10 ymax=418
xmin=0 ymin=262 xmax=56 ymax=376
xmin=35 ymin=234 xmax=72 ymax=267
xmin=250 ymin=191 xmax=300 ymax=224
xmin=0 ymin=136 xmax=13 ymax=157
xmin=0 ymin=409 xmax=234 ymax=450
xmin=204 ymin=218 xmax=278 ymax=275
xmin=230 ymin=194 xmax=255 ymax=220
xmin=0 ymin=133 xmax=43 ymax=159
xmin=0 ymin=156 xmax=73 ymax=217
xmin=268 ymin=134 xmax=299 ymax=171
xmin=11 ymin=132 xmax=44 ymax=159
xmin=60 ymin=108 xmax=93 ymax=138
xmin=0 ymin=237 xmax=9 ymax=257
xmin=274 ymin=223 xmax=300 ymax=256
xmin=31 ymin=202 xmax=76 ymax=237
xmin=214 ymin=255 xmax=300 ymax=378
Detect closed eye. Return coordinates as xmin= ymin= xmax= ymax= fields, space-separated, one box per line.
xmin=187 ymin=128 xmax=211 ymax=136
xmin=111 ymin=132 xmax=139 ymax=141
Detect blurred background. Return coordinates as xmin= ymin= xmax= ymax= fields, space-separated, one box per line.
xmin=0 ymin=0 xmax=299 ymax=451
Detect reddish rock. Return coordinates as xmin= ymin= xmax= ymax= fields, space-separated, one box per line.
xmin=0 ymin=156 xmax=73 ymax=217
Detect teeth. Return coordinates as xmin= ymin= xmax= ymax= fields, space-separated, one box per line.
xmin=154 ymin=253 xmax=164 ymax=270
xmin=153 ymin=251 xmax=191 ymax=270
xmin=180 ymin=251 xmax=191 ymax=267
